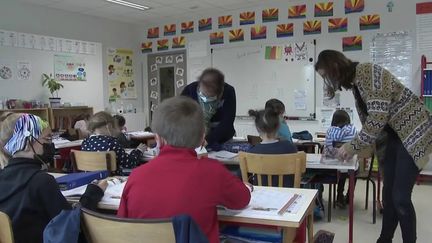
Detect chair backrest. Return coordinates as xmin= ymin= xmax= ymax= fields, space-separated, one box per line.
xmin=71 ymin=150 xmax=117 ymax=172
xmin=0 ymin=211 xmax=14 ymax=243
xmin=81 ymin=208 xmax=175 ymax=243
xmin=297 ymin=142 xmax=323 ymax=154
xmin=247 ymin=135 xmax=262 ymax=146
xmin=239 ymin=152 xmax=306 ymax=188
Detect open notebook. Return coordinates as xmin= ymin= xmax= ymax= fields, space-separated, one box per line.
xmin=61 ymin=177 xmax=126 ymax=202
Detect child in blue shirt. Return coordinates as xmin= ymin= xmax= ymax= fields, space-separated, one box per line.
xmin=324 ymin=109 xmax=357 ymax=208
xmin=265 ymin=99 xmax=292 ymax=142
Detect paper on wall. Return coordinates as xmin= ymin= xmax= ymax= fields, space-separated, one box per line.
xmin=188 ymin=39 xmax=207 ymax=58
xmin=17 ymin=61 xmax=31 ymax=81
xmin=0 ymin=60 xmax=14 ymax=80
xmin=320 ymin=108 xmax=335 ymax=128
xmin=294 ymin=89 xmax=307 ymax=110
xmin=417 ymin=3 xmax=432 ymax=52
xmin=1 ymin=31 xmax=17 ymax=47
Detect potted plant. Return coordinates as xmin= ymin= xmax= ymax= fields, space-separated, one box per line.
xmin=42 ymin=73 xmax=64 ymax=108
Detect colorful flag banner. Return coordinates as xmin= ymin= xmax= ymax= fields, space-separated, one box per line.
xmin=342 ymin=36 xmax=362 ymax=51
xmin=328 ymin=18 xmax=348 ymax=33
xmin=289 ymin=4 xmax=306 ymax=19
xmin=240 ymin=11 xmax=255 ymax=25
xmin=262 ymin=8 xmax=279 ymax=22
xmin=277 ymin=24 xmax=294 ymax=38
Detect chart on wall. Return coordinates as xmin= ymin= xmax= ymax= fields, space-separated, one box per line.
xmin=54 ymin=55 xmax=87 ymax=81
xmin=107 ymin=48 xmax=136 ymax=100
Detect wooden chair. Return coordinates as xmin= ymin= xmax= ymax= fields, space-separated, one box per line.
xmin=239 ymin=152 xmax=313 ymax=242
xmin=239 ymin=152 xmax=306 ymax=187
xmin=71 ymin=150 xmax=117 ymax=173
xmin=247 ymin=135 xmax=262 ymax=146
xmin=0 ymin=211 xmax=14 ymax=243
xmin=81 ymin=207 xmax=175 ymax=243
xmin=296 ymin=142 xmax=323 ymax=154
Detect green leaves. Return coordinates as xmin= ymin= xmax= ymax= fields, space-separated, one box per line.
xmin=41 ymin=73 xmax=64 ymax=97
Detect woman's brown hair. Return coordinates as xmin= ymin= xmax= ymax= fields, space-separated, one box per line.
xmin=248 ymin=109 xmax=280 ymax=135
xmin=87 ymin=111 xmax=115 ymax=133
xmin=315 ymin=50 xmax=358 ymax=98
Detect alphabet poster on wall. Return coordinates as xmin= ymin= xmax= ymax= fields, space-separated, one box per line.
xmin=54 ymin=55 xmax=87 ymax=81
xmin=107 ymin=48 xmax=136 ymax=100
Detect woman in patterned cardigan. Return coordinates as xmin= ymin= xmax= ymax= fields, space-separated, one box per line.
xmin=315 ymin=50 xmax=432 ymax=243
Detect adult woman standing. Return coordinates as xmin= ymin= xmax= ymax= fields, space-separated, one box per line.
xmin=315 ymin=50 xmax=432 ymax=243
xmin=181 ymin=68 xmax=236 ymax=150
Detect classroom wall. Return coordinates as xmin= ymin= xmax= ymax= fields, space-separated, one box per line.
xmin=0 ymin=0 xmax=143 ymax=113
xmin=136 ymin=0 xmax=426 ymax=135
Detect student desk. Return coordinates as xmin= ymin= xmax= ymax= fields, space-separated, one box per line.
xmin=59 ymin=180 xmax=317 ymax=243
xmin=54 ymin=139 xmax=83 ymax=149
xmin=126 ymin=131 xmax=155 ymax=146
xmin=216 ymin=153 xmax=358 ymax=243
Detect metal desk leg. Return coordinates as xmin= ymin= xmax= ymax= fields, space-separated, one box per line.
xmin=348 ymin=169 xmax=355 ymax=243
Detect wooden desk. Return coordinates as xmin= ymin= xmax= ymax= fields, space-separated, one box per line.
xmin=127 ymin=131 xmax=155 ymax=146
xmin=62 ymin=183 xmax=317 ymax=243
xmin=215 ymin=153 xmax=358 ymax=243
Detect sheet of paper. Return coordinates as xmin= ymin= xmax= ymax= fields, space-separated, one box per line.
xmin=294 ymin=90 xmax=307 ymax=110
xmin=417 ymin=3 xmax=432 ymax=51
xmin=208 ymin=150 xmax=238 ymax=159
xmin=61 ymin=184 xmax=87 ymax=197
xmin=188 ymin=39 xmax=207 ymax=58
xmin=320 ymin=108 xmax=334 ymax=129
xmin=2 ymin=31 xmax=17 ymax=47
xmin=127 ymin=131 xmax=154 ymax=137
xmin=195 ymin=146 xmax=208 ymax=155
xmin=16 ymin=61 xmax=31 ymax=81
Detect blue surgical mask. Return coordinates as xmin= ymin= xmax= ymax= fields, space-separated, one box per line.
xmin=198 ymin=91 xmax=217 ymax=103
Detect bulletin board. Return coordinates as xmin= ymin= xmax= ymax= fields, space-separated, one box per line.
xmin=211 ymin=40 xmax=316 ymax=117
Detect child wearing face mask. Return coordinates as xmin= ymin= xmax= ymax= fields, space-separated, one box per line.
xmin=81 ymin=111 xmax=146 ymax=175
xmin=0 ymin=113 xmax=106 ymax=243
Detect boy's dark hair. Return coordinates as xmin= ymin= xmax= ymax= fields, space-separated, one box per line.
xmin=199 ymin=68 xmax=225 ymax=96
xmin=151 ymin=96 xmax=205 ymax=148
xmin=331 ymin=110 xmax=351 ymax=128
xmin=113 ymin=115 xmax=126 ymax=127
xmin=112 ymin=88 xmax=117 ymax=92
xmin=248 ymin=108 xmax=280 ymax=135
xmin=265 ymin=99 xmax=285 ymax=115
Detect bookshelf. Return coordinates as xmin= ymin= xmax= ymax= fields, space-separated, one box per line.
xmin=49 ymin=106 xmax=93 ymax=131
xmin=0 ymin=108 xmax=50 ymax=123
xmin=421 ymin=55 xmax=432 ymax=112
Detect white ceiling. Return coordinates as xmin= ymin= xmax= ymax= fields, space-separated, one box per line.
xmin=16 ymin=0 xmax=291 ymax=26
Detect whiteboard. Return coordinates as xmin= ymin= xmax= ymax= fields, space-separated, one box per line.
xmin=211 ymin=41 xmax=316 ymax=117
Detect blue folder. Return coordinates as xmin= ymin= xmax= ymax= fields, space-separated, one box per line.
xmin=56 ymin=170 xmax=109 ymax=191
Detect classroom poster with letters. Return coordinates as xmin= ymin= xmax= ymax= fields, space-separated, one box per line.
xmin=107 ymin=48 xmax=137 ymax=100
xmin=54 ymin=55 xmax=87 ymax=81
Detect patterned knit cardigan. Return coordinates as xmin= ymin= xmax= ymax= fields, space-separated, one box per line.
xmin=343 ymin=63 xmax=432 ymax=169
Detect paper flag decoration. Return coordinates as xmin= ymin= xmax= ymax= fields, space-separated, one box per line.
xmin=304 ymin=20 xmax=322 ymax=35
xmin=345 ymin=0 xmax=364 ymax=14
xmin=240 ymin=11 xmax=255 ymax=25
xmin=360 ymin=14 xmax=380 ymax=30
xmin=342 ymin=36 xmax=362 ymax=51
xmin=141 ymin=42 xmax=152 ymax=53
xmin=172 ymin=36 xmax=186 ymax=49
xmin=265 ymin=46 xmax=282 ymax=60
xmin=328 ymin=18 xmax=348 ymax=33
xmin=218 ymin=15 xmax=233 ymax=28
xmin=277 ymin=24 xmax=294 ymax=38
xmin=181 ymin=21 xmax=194 ymax=34
xmin=147 ymin=27 xmax=159 ymax=39
xmin=262 ymin=8 xmax=278 ymax=22
xmin=289 ymin=4 xmax=306 ymax=19
xmin=199 ymin=18 xmax=212 ymax=31
xmin=251 ymin=25 xmax=267 ymax=40
xmin=209 ymin=32 xmax=224 ymax=45
xmin=157 ymin=39 xmax=169 ymax=51
xmin=315 ymin=2 xmax=334 ymax=17
xmin=229 ymin=29 xmax=244 ymax=42
xmin=164 ymin=24 xmax=176 ymax=36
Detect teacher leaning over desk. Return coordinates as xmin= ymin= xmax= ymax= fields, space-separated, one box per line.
xmin=315 ymin=49 xmax=432 ymax=243
xmin=181 ymin=68 xmax=236 ymax=151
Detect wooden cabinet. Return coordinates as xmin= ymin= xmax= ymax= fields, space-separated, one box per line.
xmin=0 ymin=108 xmax=50 ymax=123
xmin=0 ymin=107 xmax=93 ymax=131
xmin=49 ymin=107 xmax=93 ymax=131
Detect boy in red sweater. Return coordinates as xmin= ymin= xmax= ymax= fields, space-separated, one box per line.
xmin=117 ymin=96 xmax=251 ymax=243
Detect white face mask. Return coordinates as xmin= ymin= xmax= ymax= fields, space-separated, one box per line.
xmin=198 ymin=90 xmax=217 ymax=103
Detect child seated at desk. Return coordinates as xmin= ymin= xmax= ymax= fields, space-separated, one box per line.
xmin=323 ymin=109 xmax=357 ymax=208
xmin=117 ymin=96 xmax=251 ymax=243
xmin=81 ymin=111 xmax=146 ymax=175
xmin=247 ymin=109 xmax=304 ymax=243
xmin=113 ymin=114 xmax=138 ymax=148
xmin=265 ymin=99 xmax=292 ymax=142
xmin=0 ymin=112 xmax=106 ymax=243
xmin=73 ymin=113 xmax=90 ymax=138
